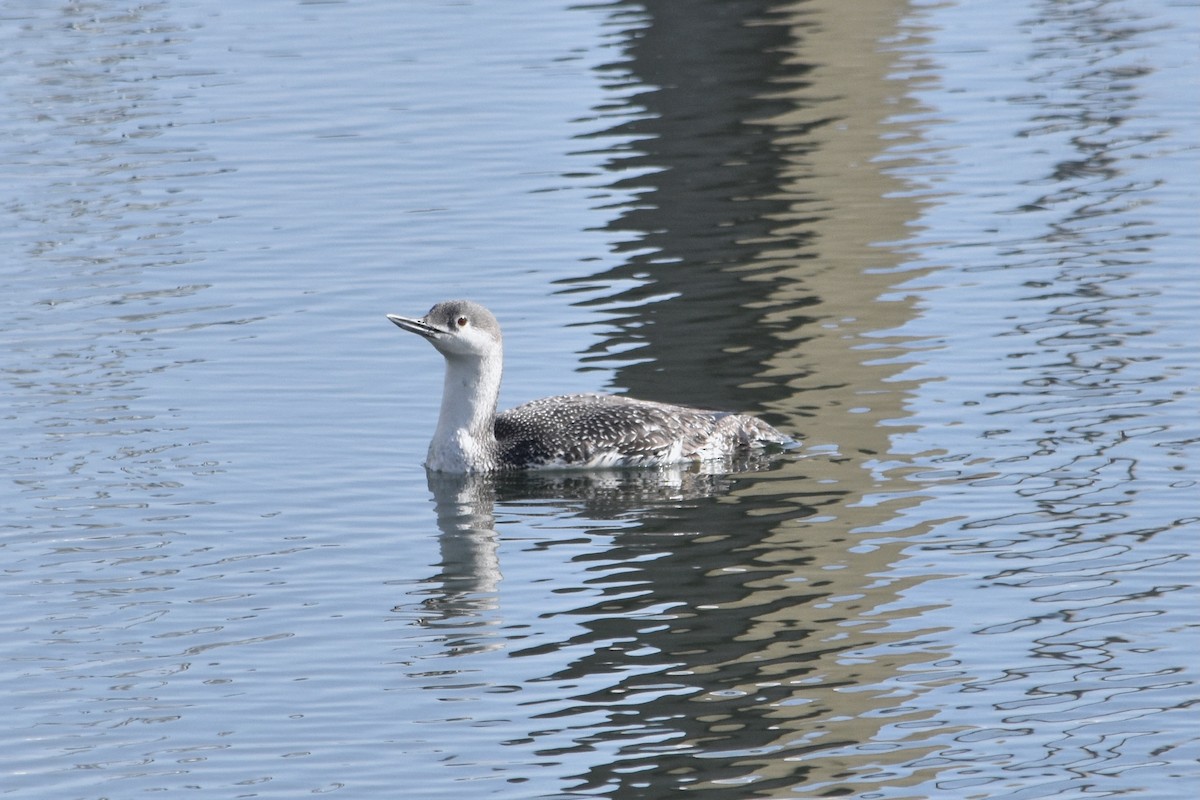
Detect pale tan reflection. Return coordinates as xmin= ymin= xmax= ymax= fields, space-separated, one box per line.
xmin=708 ymin=0 xmax=955 ymax=792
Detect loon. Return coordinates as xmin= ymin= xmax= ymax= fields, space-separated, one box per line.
xmin=386 ymin=300 xmax=791 ymax=473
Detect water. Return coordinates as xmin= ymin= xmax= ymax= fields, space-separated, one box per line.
xmin=2 ymin=0 xmax=1197 ymax=798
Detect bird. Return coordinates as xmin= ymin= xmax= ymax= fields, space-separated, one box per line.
xmin=386 ymin=300 xmax=791 ymax=473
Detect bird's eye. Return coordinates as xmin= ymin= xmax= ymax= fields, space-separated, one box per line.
xmin=456 ymin=316 xmax=468 ymax=328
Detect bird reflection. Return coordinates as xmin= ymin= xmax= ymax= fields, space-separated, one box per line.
xmin=404 ymin=455 xmax=785 ymax=636
xmin=410 ymin=472 xmax=501 ymax=623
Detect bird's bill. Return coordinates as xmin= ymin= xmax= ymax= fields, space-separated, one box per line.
xmin=386 ymin=313 xmax=444 ymax=339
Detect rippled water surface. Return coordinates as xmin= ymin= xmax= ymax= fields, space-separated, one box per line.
xmin=3 ymin=0 xmax=1197 ymax=797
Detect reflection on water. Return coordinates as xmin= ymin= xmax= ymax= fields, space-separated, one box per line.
xmin=2 ymin=0 xmax=1197 ymax=798
xmin=402 ymin=458 xmax=852 ymax=796
xmin=414 ymin=457 xmax=799 ymax=635
xmin=566 ymin=0 xmax=812 ymax=414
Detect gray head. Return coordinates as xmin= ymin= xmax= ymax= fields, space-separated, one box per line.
xmin=386 ymin=300 xmax=503 ymax=360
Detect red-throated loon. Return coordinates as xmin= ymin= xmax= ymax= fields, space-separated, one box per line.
xmin=387 ymin=300 xmax=791 ymax=473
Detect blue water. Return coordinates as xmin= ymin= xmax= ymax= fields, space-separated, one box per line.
xmin=2 ymin=0 xmax=1197 ymax=798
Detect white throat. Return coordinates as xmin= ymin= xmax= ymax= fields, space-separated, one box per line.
xmin=426 ymin=350 xmax=503 ymax=473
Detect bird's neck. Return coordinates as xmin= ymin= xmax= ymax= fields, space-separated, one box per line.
xmin=427 ymin=352 xmax=502 ymax=472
